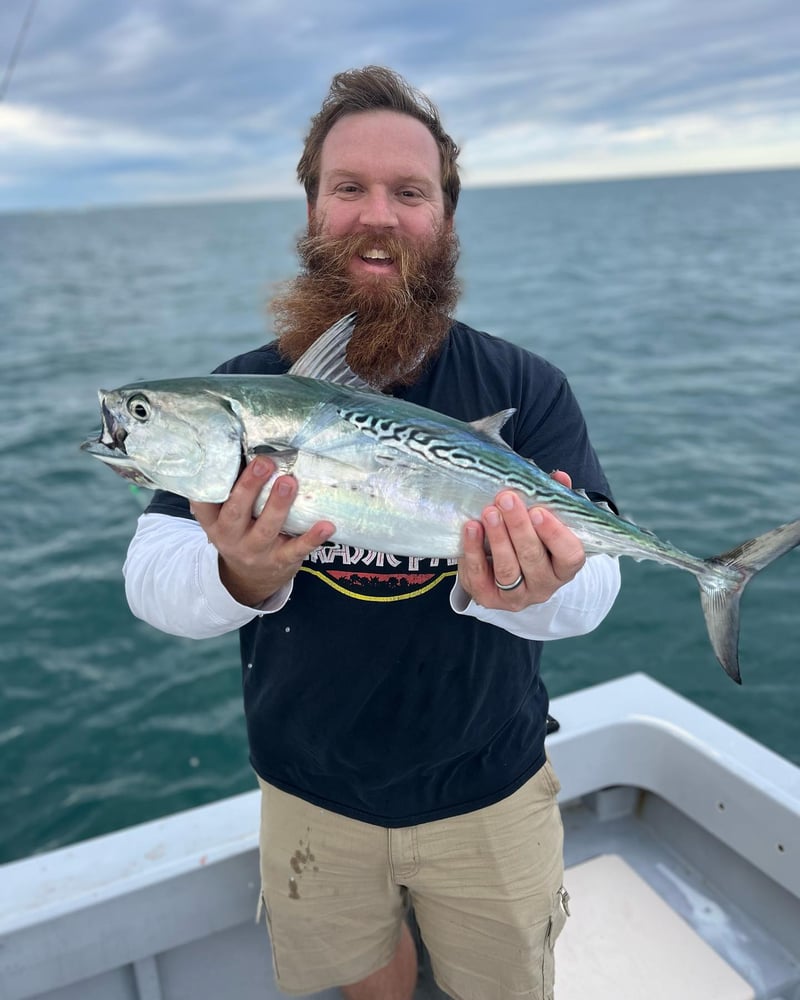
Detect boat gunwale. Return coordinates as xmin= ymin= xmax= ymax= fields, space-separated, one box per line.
xmin=1 ymin=672 xmax=798 ymax=937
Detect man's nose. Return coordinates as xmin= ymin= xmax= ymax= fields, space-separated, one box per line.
xmin=358 ymin=189 xmax=398 ymax=228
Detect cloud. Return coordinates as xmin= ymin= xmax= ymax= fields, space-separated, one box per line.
xmin=1 ymin=103 xmax=189 ymax=156
xmin=1 ymin=0 xmax=798 ymax=210
xmin=460 ymin=105 xmax=800 ymax=187
xmin=0 ymin=99 xmax=300 ymax=206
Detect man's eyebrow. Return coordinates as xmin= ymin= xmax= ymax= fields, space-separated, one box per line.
xmin=324 ymin=168 xmax=436 ymax=190
xmin=323 ymin=169 xmax=361 ymax=182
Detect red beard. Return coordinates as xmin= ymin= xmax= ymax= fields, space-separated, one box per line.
xmin=270 ymin=222 xmax=461 ymax=389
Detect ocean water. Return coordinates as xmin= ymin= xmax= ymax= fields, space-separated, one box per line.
xmin=1 ymin=170 xmax=799 ymax=866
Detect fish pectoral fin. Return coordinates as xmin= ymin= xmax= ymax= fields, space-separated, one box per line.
xmin=468 ymin=409 xmax=516 ymax=446
xmin=287 ymin=401 xmax=359 ymax=452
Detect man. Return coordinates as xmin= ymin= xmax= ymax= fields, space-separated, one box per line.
xmin=124 ymin=66 xmax=620 ymax=1000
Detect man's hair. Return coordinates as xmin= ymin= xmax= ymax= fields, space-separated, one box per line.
xmin=297 ymin=66 xmax=461 ymax=218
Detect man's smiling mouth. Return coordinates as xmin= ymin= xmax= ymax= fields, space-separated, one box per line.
xmin=360 ymin=248 xmax=394 ymax=266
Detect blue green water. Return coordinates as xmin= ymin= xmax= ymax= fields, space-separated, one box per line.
xmin=1 ymin=170 xmax=799 ymax=865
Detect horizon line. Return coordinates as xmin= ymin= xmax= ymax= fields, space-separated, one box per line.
xmin=3 ymin=161 xmax=798 ymax=218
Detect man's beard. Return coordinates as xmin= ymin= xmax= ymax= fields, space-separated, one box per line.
xmin=270 ymin=221 xmax=461 ymax=389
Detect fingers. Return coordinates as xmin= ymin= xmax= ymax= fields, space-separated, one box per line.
xmin=551 ymin=469 xmax=572 ymax=489
xmin=191 ymin=458 xmax=335 ymax=606
xmin=247 ymin=462 xmax=335 ymax=558
xmin=528 ymin=506 xmax=586 ymax=582
xmin=459 ymin=519 xmax=489 ymax=598
xmin=458 ymin=486 xmax=585 ymax=610
xmin=484 ymin=492 xmax=545 ymax=588
xmin=190 ymin=457 xmax=275 ymax=534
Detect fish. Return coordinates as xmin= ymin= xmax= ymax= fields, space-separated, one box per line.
xmin=81 ymin=314 xmax=800 ymax=684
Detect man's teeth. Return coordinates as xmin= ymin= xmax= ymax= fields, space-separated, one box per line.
xmin=362 ymin=249 xmax=391 ymax=260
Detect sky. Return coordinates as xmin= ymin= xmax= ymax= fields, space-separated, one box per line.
xmin=1 ymin=0 xmax=799 ymax=212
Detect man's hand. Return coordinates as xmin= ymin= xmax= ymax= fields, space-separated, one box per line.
xmin=457 ymin=471 xmax=586 ymax=611
xmin=190 ymin=458 xmax=335 ymax=607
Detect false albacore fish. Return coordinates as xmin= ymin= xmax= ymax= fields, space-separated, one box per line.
xmin=82 ymin=314 xmax=800 ymax=684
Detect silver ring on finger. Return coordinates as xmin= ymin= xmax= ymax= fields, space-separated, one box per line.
xmin=495 ymin=572 xmax=524 ymax=591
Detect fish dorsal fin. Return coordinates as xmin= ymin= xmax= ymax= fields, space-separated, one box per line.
xmin=288 ymin=313 xmax=380 ymax=392
xmin=573 ymin=487 xmax=617 ymax=515
xmin=468 ymin=408 xmax=516 ymax=446
xmin=574 ymin=487 xmax=638 ymax=527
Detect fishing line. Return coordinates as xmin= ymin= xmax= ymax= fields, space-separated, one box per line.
xmin=0 ymin=0 xmax=38 ymax=102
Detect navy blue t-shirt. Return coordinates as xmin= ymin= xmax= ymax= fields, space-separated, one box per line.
xmin=146 ymin=322 xmax=613 ymax=826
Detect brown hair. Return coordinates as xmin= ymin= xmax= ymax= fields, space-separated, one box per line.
xmin=297 ymin=66 xmax=461 ymax=218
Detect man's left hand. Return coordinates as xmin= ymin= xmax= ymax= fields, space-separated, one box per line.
xmin=457 ymin=471 xmax=586 ymax=611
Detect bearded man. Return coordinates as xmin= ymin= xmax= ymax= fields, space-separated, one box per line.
xmin=124 ymin=66 xmax=620 ymax=1000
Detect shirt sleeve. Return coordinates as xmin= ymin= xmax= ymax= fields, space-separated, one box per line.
xmin=449 ymin=554 xmax=621 ymax=640
xmin=123 ymin=513 xmax=292 ymax=639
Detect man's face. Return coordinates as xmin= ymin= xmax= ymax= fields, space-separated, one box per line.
xmin=310 ymin=109 xmax=449 ymax=283
xmin=272 ymin=108 xmax=459 ymax=387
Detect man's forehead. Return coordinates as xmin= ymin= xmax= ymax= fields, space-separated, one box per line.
xmin=319 ymin=110 xmax=441 ymax=174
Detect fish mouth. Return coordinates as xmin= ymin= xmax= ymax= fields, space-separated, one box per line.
xmin=80 ymin=398 xmax=157 ymax=488
xmin=81 ymin=389 xmax=130 ymax=465
xmin=81 ymin=399 xmax=128 ymax=457
xmin=80 ymin=437 xmax=157 ymax=487
xmin=81 ymin=398 xmax=129 ymax=450
xmin=80 ymin=437 xmax=128 ymax=462
xmin=99 ymin=399 xmax=128 ymax=451
xmin=81 ymin=398 xmax=128 ymax=458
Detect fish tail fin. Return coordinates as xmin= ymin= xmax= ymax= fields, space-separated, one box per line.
xmin=699 ymin=519 xmax=800 ymax=684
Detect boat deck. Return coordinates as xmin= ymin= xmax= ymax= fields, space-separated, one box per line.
xmin=1 ymin=674 xmax=798 ymax=1000
xmin=411 ymin=778 xmax=797 ymax=1000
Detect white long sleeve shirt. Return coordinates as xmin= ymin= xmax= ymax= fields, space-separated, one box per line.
xmin=124 ymin=512 xmax=621 ymax=642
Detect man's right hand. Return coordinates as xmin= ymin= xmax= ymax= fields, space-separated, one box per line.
xmin=190 ymin=458 xmax=335 ymax=607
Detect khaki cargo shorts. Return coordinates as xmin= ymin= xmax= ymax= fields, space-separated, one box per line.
xmin=257 ymin=761 xmax=568 ymax=999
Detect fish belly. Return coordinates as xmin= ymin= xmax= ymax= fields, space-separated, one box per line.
xmin=266 ymin=448 xmax=493 ymax=558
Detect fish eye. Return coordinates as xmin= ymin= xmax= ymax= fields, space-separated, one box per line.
xmin=127 ymin=393 xmax=151 ymax=422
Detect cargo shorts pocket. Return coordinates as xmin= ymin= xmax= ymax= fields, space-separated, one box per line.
xmin=542 ymin=886 xmax=570 ymax=999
